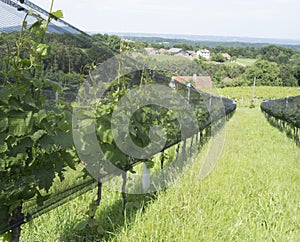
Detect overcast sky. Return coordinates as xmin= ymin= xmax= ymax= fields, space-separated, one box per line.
xmin=31 ymin=0 xmax=300 ymax=40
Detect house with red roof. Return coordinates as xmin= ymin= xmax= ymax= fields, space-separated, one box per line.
xmin=171 ymin=75 xmax=213 ymax=89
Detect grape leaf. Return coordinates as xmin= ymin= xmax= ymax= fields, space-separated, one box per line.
xmin=51 ymin=10 xmax=64 ymax=19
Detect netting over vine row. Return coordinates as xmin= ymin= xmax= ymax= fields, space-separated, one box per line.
xmin=261 ymin=96 xmax=300 ymax=128
xmin=0 ymin=0 xmax=236 ymax=235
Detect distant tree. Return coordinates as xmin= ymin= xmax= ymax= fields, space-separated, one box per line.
xmin=134 ymin=41 xmax=149 ymax=50
xmin=280 ymin=64 xmax=298 ymax=86
xmin=224 ymin=64 xmax=245 ymax=78
xmin=144 ymin=56 xmax=205 ymax=76
xmin=230 ymin=46 xmax=258 ymax=59
xmin=213 ymin=45 xmax=230 ymax=54
xmin=211 ymin=53 xmax=225 ymax=63
xmin=289 ymin=54 xmax=300 ymax=86
xmin=231 ymin=56 xmax=238 ymax=62
xmin=212 ymin=69 xmax=227 ymax=84
xmin=258 ymin=45 xmax=293 ymax=64
xmin=150 ymin=43 xmax=167 ymax=49
xmin=295 ymin=69 xmax=300 ymax=86
xmin=196 ymin=56 xmax=209 ymax=64
xmin=173 ymin=43 xmax=193 ymax=50
xmin=243 ymin=60 xmax=282 ymax=86
xmin=94 ymin=34 xmax=121 ymax=51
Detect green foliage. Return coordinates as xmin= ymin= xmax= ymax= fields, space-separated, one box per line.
xmin=195 ymin=45 xmax=300 ymax=87
xmin=279 ymin=64 xmax=298 ymax=86
xmin=0 ymin=3 xmax=78 ymax=237
xmin=75 ymin=72 xmax=208 ymax=172
xmin=93 ymin=33 xmax=122 ymax=51
xmin=150 ymin=43 xmax=168 ymax=49
xmin=288 ymin=54 xmax=300 ymax=86
xmin=196 ymin=60 xmax=245 ymax=86
xmin=243 ymin=60 xmax=282 ymax=86
xmin=259 ymin=45 xmax=294 ymax=64
xmin=137 ymin=55 xmax=205 ymax=76
xmin=211 ymin=53 xmax=225 ymax=63
xmin=173 ymin=43 xmax=194 ymax=51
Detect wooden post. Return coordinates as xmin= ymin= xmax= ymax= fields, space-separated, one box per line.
xmin=122 ymin=172 xmax=127 ymax=211
xmin=161 ymin=151 xmax=165 ymax=179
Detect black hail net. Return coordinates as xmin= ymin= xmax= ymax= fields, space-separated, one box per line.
xmin=0 ymin=0 xmax=237 ymax=234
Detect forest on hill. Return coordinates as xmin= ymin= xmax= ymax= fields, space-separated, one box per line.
xmin=1 ymin=31 xmax=300 ymax=92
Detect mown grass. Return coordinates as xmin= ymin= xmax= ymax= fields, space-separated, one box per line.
xmin=17 ymin=86 xmax=300 ymax=241
xmin=236 ymin=58 xmax=257 ymax=66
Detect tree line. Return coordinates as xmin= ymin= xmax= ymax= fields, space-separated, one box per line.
xmin=101 ymin=34 xmax=300 ymax=87
xmin=1 ymin=32 xmax=299 ymax=88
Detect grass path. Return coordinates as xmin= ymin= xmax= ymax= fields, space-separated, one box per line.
xmin=111 ymin=107 xmax=300 ymax=241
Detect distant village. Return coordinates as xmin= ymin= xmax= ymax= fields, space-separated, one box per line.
xmin=144 ymin=47 xmax=232 ymax=61
xmin=143 ymin=47 xmax=233 ymax=89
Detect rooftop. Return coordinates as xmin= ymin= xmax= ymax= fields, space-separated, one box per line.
xmin=172 ymin=75 xmax=213 ymax=89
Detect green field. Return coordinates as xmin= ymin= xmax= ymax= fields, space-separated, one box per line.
xmin=217 ymin=86 xmax=300 ymax=107
xmin=18 ymin=88 xmax=300 ymax=241
xmin=236 ymin=58 xmax=257 ymax=66
xmin=218 ymin=86 xmax=300 ymax=99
